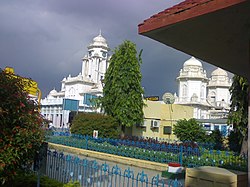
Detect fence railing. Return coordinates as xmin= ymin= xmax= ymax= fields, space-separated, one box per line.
xmin=50 ymin=130 xmax=214 ymax=149
xmin=44 ymin=149 xmax=183 ymax=187
xmin=46 ymin=132 xmax=247 ymax=172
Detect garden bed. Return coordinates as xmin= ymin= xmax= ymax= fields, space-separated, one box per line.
xmin=46 ymin=135 xmax=247 ymax=172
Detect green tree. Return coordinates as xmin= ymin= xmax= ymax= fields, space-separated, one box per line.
xmin=101 ymin=40 xmax=144 ymax=132
xmin=70 ymin=112 xmax=120 ymax=138
xmin=228 ymin=130 xmax=241 ymax=152
xmin=228 ymin=75 xmax=249 ymax=153
xmin=173 ymin=118 xmax=206 ymax=142
xmin=0 ymin=69 xmax=45 ymax=184
xmin=208 ymin=129 xmax=223 ymax=150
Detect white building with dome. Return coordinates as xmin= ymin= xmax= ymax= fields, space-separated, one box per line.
xmin=174 ymin=57 xmax=232 ymax=135
xmin=41 ymin=32 xmax=110 ymax=128
xmin=175 ymin=57 xmax=210 ymax=119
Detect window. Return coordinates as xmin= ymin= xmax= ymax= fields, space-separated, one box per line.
xmin=69 ymin=87 xmax=75 ymax=97
xmin=214 ymin=125 xmax=219 ymax=130
xmin=83 ymin=93 xmax=98 ymax=106
xmin=163 ymin=126 xmax=172 ymax=134
xmin=88 ymin=50 xmax=93 ymax=57
xmin=209 ymin=91 xmax=216 ymax=104
xmin=201 ymin=85 xmax=205 ymax=99
xmin=182 ymin=84 xmax=187 ymax=97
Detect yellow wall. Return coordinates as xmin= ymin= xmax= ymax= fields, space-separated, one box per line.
xmin=131 ymin=100 xmax=193 ymax=140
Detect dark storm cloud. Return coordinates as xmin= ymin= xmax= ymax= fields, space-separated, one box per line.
xmin=0 ymin=0 xmax=226 ymax=99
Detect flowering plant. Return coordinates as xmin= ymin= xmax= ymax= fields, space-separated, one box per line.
xmin=0 ymin=69 xmax=45 ymax=184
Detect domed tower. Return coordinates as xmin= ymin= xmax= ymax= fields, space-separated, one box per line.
xmin=207 ymin=68 xmax=231 ymax=108
xmin=81 ymin=32 xmax=110 ymax=84
xmin=176 ymin=57 xmax=209 ymax=103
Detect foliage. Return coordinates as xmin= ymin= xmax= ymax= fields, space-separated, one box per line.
xmin=228 ymin=130 xmax=242 ymax=153
xmin=173 ymin=118 xmax=206 ymax=142
xmin=227 ymin=75 xmax=248 ymax=150
xmin=101 ymin=40 xmax=144 ymax=128
xmin=70 ymin=112 xmax=120 ymax=138
xmin=0 ymin=69 xmax=45 ymax=184
xmin=2 ymin=170 xmax=63 ymax=187
xmin=47 ymin=135 xmax=247 ymax=171
xmin=63 ymin=180 xmax=80 ymax=187
xmin=207 ymin=129 xmax=224 ymax=150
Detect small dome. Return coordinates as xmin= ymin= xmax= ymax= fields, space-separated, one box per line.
xmin=49 ymin=89 xmax=57 ymax=95
xmin=183 ymin=57 xmax=202 ymax=67
xmin=211 ymin=68 xmax=228 ymax=77
xmin=89 ymin=33 xmax=108 ymax=48
xmin=93 ymin=34 xmax=107 ymax=44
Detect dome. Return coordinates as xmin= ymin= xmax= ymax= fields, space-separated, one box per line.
xmin=183 ymin=57 xmax=202 ymax=67
xmin=89 ymin=33 xmax=108 ymax=48
xmin=49 ymin=88 xmax=57 ymax=95
xmin=93 ymin=34 xmax=107 ymax=44
xmin=211 ymin=68 xmax=228 ymax=77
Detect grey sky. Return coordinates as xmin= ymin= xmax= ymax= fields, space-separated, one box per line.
xmin=0 ymin=0 xmax=223 ymax=98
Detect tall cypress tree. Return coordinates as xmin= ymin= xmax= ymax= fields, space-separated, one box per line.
xmin=101 ymin=40 xmax=144 ymax=131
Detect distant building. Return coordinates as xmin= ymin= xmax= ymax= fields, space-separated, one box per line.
xmin=130 ymin=100 xmax=194 ymax=140
xmin=41 ymin=33 xmax=110 ymax=128
xmin=174 ymin=57 xmax=232 ymax=135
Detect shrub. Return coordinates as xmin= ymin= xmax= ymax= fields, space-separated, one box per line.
xmin=207 ymin=129 xmax=224 ymax=150
xmin=63 ymin=180 xmax=80 ymax=187
xmin=228 ymin=129 xmax=242 ymax=153
xmin=173 ymin=118 xmax=206 ymax=142
xmin=0 ymin=69 xmax=45 ymax=184
xmin=70 ymin=112 xmax=120 ymax=138
xmin=2 ymin=170 xmax=63 ymax=187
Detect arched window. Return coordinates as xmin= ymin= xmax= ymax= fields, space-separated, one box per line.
xmin=209 ymin=91 xmax=216 ymax=104
xmin=182 ymin=84 xmax=187 ymax=97
xmin=201 ymin=85 xmax=205 ymax=99
xmin=69 ymin=87 xmax=75 ymax=97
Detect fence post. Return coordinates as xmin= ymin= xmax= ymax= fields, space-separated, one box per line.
xmin=179 ymin=145 xmax=183 ymax=165
xmin=86 ymin=135 xmax=88 ymax=150
xmin=34 ymin=142 xmax=48 ymax=187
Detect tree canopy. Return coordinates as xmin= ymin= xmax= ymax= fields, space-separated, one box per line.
xmin=0 ymin=69 xmax=45 ymax=184
xmin=227 ymin=75 xmax=249 ymax=153
xmin=173 ymin=118 xmax=206 ymax=142
xmin=101 ymin=40 xmax=144 ymax=128
xmin=228 ymin=75 xmax=249 ymax=134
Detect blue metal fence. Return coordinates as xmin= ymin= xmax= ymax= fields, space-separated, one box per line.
xmin=45 ymin=150 xmax=183 ymax=187
xmin=46 ymin=131 xmax=247 ymax=172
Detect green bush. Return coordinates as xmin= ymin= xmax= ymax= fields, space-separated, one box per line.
xmin=228 ymin=129 xmax=242 ymax=153
xmin=173 ymin=118 xmax=206 ymax=142
xmin=207 ymin=129 xmax=224 ymax=150
xmin=2 ymin=171 xmax=63 ymax=187
xmin=70 ymin=112 xmax=120 ymax=138
xmin=0 ymin=69 xmax=45 ymax=184
xmin=63 ymin=180 xmax=80 ymax=187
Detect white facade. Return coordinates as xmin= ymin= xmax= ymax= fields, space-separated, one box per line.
xmin=207 ymin=68 xmax=231 ymax=109
xmin=41 ymin=33 xmax=110 ymax=128
xmin=174 ymin=57 xmax=232 ymax=121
